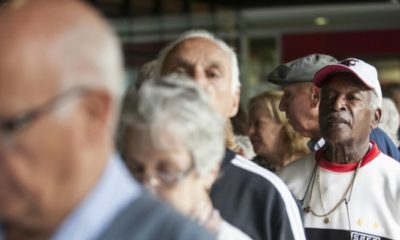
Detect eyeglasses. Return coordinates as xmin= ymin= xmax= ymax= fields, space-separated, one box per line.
xmin=129 ymin=160 xmax=196 ymax=188
xmin=0 ymin=86 xmax=89 ymax=142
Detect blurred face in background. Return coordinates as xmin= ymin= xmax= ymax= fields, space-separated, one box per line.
xmin=248 ymin=107 xmax=284 ymax=158
xmin=161 ymin=37 xmax=239 ymax=118
xmin=279 ymin=82 xmax=320 ymax=139
xmin=123 ymin=127 xmax=213 ymax=216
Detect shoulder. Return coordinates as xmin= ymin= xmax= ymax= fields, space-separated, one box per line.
xmin=370 ymin=152 xmax=400 ymax=173
xmin=223 ymin=154 xmax=298 ymax=197
xmin=370 ymin=128 xmax=400 ymax=161
xmin=278 ymin=153 xmax=315 ymax=181
xmin=217 ymin=220 xmax=252 ymax=240
xmin=99 ymin=190 xmax=214 ymax=240
xmin=212 ymin=153 xmax=306 ymax=240
xmin=277 ymin=153 xmax=316 ymax=199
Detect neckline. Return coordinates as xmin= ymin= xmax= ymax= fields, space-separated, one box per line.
xmin=316 ymin=141 xmax=380 ymax=172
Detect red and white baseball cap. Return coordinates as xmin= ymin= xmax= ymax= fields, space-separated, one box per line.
xmin=313 ymin=58 xmax=382 ymax=107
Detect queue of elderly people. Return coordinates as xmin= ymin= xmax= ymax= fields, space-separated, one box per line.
xmin=0 ymin=1 xmax=399 ymax=240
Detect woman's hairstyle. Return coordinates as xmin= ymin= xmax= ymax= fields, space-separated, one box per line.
xmin=118 ymin=74 xmax=225 ymax=175
xmin=248 ymin=90 xmax=309 ymax=157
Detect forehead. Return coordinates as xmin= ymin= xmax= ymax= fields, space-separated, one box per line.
xmin=0 ymin=43 xmax=58 ymax=114
xmin=126 ymin=126 xmax=183 ymax=153
xmin=321 ymin=73 xmax=370 ymax=92
xmin=250 ymin=107 xmax=273 ymax=119
xmin=282 ymin=82 xmax=310 ymax=94
xmin=124 ymin=127 xmax=190 ymax=165
xmin=163 ymin=37 xmax=231 ymax=69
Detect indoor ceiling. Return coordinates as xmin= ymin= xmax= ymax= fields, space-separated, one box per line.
xmin=86 ymin=0 xmax=394 ymax=18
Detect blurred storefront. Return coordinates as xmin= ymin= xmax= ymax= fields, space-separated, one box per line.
xmin=100 ymin=1 xmax=400 ymax=104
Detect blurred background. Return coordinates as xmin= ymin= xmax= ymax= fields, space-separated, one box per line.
xmin=86 ymin=0 xmax=400 ymax=105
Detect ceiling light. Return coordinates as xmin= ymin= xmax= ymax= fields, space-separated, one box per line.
xmin=315 ymin=17 xmax=328 ymax=26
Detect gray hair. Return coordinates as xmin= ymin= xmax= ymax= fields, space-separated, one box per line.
xmin=379 ymin=97 xmax=399 ymax=145
xmin=369 ymin=90 xmax=381 ymax=112
xmin=135 ymin=59 xmax=158 ymax=90
xmin=118 ymin=74 xmax=225 ymax=175
xmin=156 ymin=30 xmax=240 ymax=93
xmin=59 ymin=25 xmax=124 ymax=100
xmin=45 ymin=1 xmax=124 ymax=133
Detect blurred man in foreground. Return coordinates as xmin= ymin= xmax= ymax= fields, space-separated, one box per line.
xmin=0 ymin=1 xmax=213 ymax=239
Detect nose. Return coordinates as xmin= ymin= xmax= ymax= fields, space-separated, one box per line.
xmin=143 ymin=175 xmax=161 ymax=189
xmin=331 ymin=95 xmax=347 ymax=111
xmin=192 ymin=66 xmax=208 ymax=89
xmin=279 ymin=97 xmax=287 ymax=112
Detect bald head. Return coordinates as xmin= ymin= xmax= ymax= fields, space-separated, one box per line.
xmin=0 ymin=1 xmax=125 ymax=236
xmin=0 ymin=0 xmax=123 ymax=98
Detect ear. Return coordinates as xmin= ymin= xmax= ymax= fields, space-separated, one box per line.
xmin=203 ymin=165 xmax=220 ymax=191
xmin=80 ymin=89 xmax=113 ymax=143
xmin=371 ymin=108 xmax=381 ymax=129
xmin=228 ymin=89 xmax=241 ymax=117
xmin=310 ymin=86 xmax=320 ymax=108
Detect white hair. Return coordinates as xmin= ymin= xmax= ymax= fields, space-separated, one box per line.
xmin=59 ymin=25 xmax=124 ymax=99
xmin=55 ymin=18 xmax=125 ymax=133
xmin=370 ymin=90 xmax=381 ymax=112
xmin=379 ymin=98 xmax=399 ymax=145
xmin=118 ymin=74 xmax=225 ymax=175
xmin=156 ymin=30 xmax=240 ymax=93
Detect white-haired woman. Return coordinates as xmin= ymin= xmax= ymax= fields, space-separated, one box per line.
xmin=118 ymin=74 xmax=252 ymax=240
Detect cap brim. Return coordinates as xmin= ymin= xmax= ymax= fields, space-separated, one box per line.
xmin=313 ymin=65 xmax=374 ymax=89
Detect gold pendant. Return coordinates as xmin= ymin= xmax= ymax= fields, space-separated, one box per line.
xmin=324 ymin=217 xmax=330 ymax=224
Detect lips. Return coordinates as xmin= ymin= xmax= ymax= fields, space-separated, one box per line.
xmin=324 ymin=114 xmax=350 ymax=127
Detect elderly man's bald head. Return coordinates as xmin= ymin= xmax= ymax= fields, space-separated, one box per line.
xmin=0 ymin=1 xmax=125 ymax=237
xmin=0 ymin=0 xmax=123 ymax=98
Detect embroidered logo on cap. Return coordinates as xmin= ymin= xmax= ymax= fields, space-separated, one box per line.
xmin=340 ymin=58 xmax=359 ymax=67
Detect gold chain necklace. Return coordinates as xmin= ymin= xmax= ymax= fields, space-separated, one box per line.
xmin=305 ymin=157 xmax=364 ymax=224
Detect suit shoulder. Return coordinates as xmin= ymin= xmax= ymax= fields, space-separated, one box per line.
xmin=99 ymin=191 xmax=214 ymax=240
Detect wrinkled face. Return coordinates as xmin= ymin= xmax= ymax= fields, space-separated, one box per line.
xmin=0 ymin=64 xmax=91 ymax=225
xmin=123 ymin=128 xmax=208 ymax=216
xmin=248 ymin=108 xmax=284 ymax=158
xmin=319 ymin=73 xmax=378 ymax=145
xmin=161 ymin=37 xmax=239 ymax=118
xmin=279 ymin=83 xmax=318 ymax=138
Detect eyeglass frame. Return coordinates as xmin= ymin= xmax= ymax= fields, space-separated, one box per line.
xmin=0 ymin=86 xmax=90 ymax=142
xmin=127 ymin=155 xmax=196 ymax=188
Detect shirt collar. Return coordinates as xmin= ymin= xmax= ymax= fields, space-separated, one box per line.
xmin=52 ymin=153 xmax=140 ymax=240
xmin=316 ymin=141 xmax=380 ymax=172
xmin=0 ymin=154 xmax=141 ymax=240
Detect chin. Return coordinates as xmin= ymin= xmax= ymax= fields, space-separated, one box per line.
xmin=323 ymin=134 xmax=350 ymax=144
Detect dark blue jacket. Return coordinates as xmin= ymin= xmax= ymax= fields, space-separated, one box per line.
xmin=370 ymin=127 xmax=400 ymax=161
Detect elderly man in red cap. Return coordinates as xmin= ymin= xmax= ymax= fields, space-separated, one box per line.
xmin=267 ymin=54 xmax=400 ymax=160
xmin=278 ymin=58 xmax=400 ymax=240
